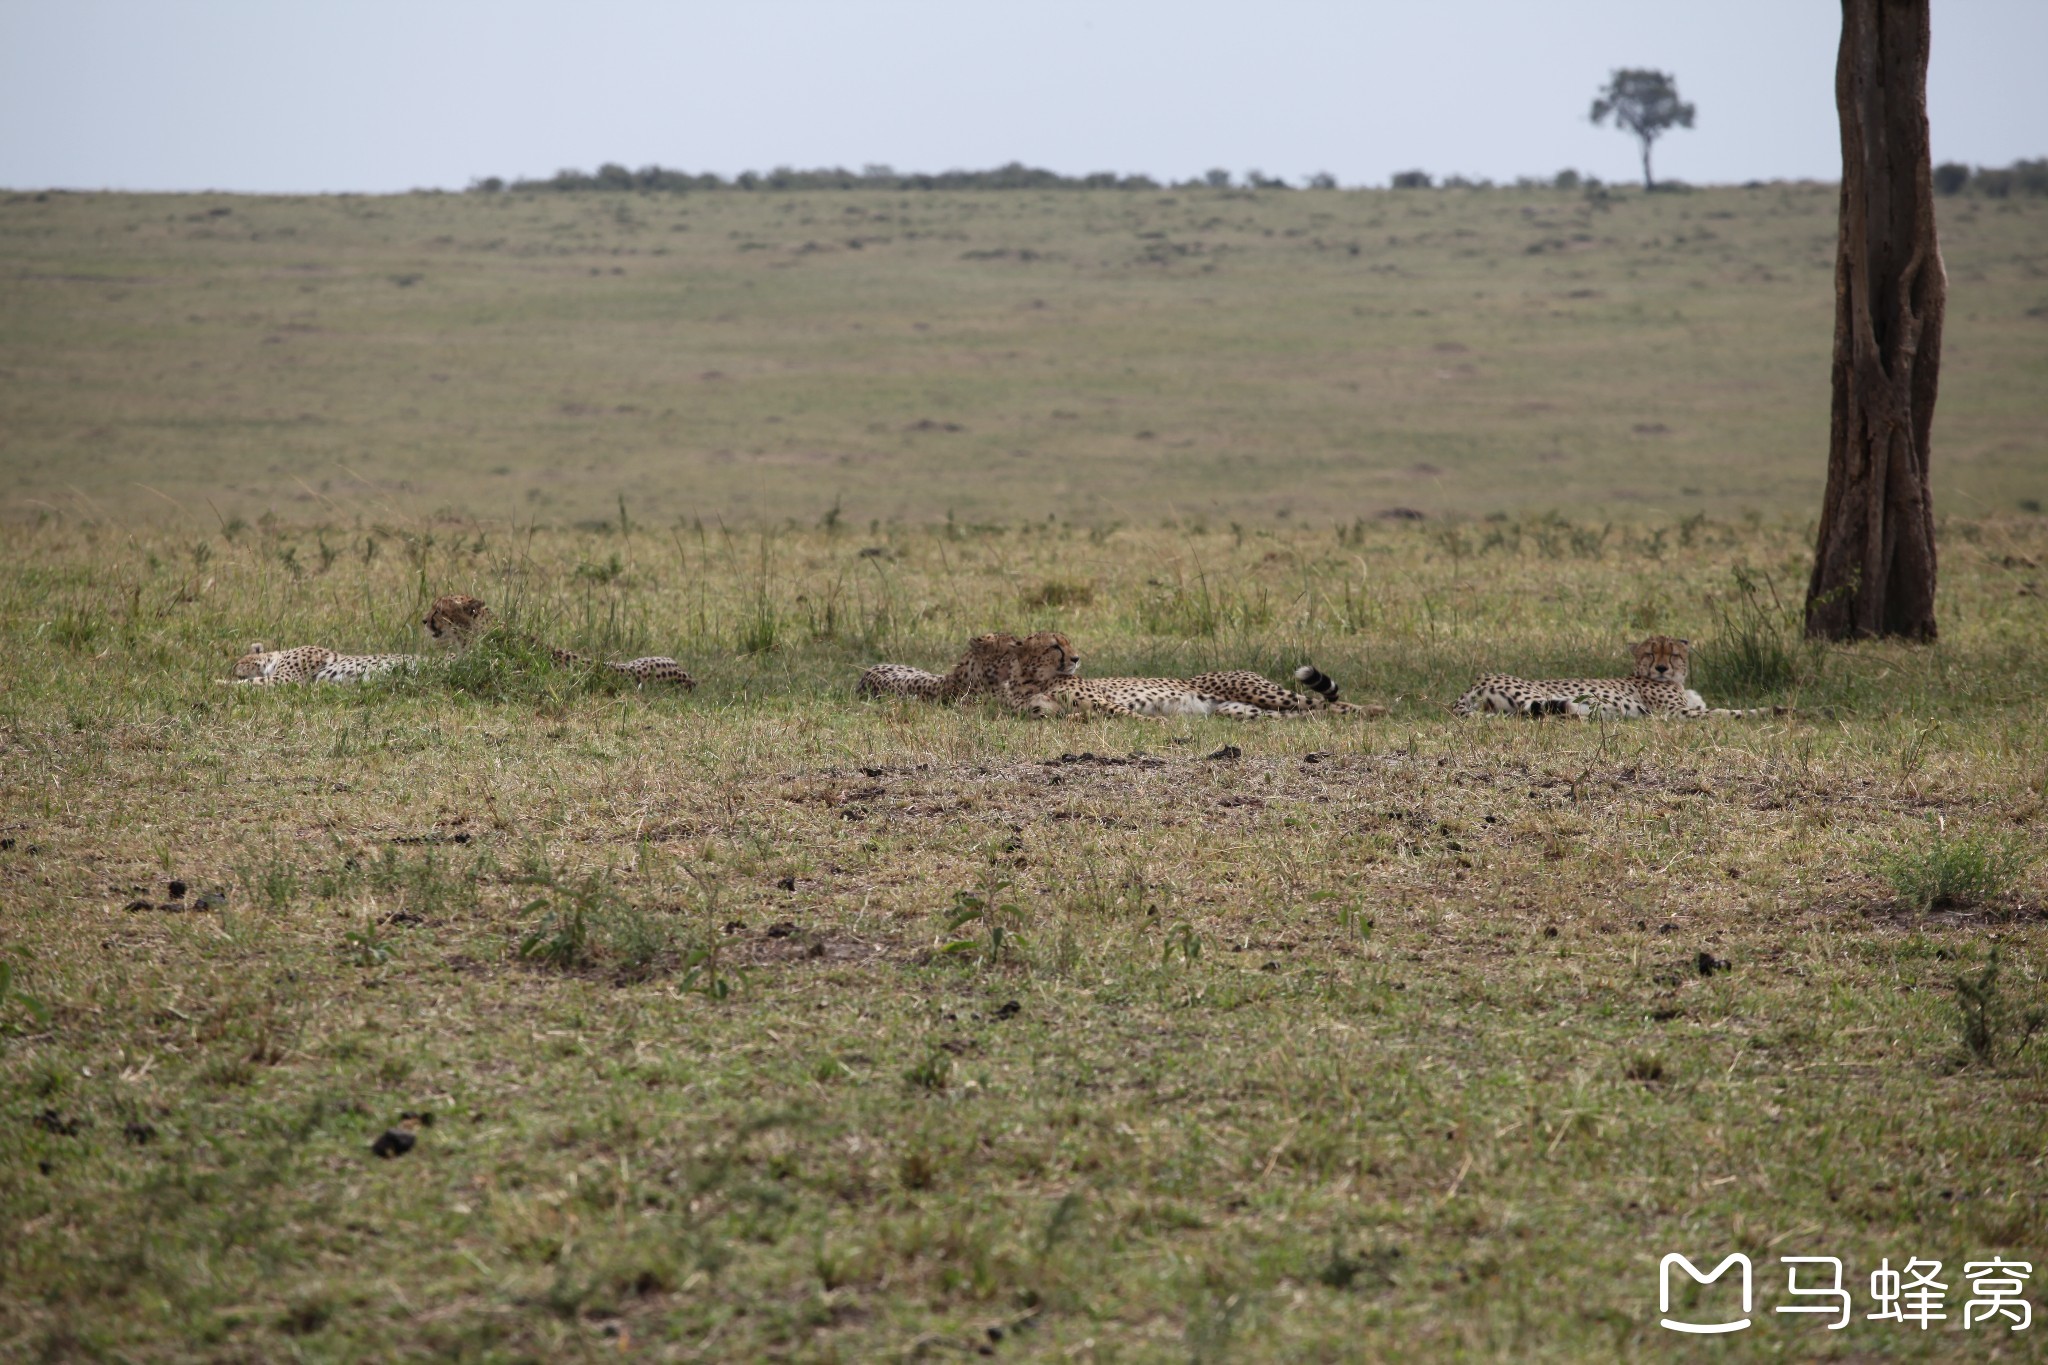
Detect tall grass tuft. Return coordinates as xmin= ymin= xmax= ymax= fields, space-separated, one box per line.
xmin=1700 ymin=564 xmax=1803 ymax=697
xmin=1137 ymin=568 xmax=1271 ymax=638
xmin=48 ymin=608 xmax=101 ymax=652
xmin=420 ymin=625 xmax=635 ymax=704
xmin=1880 ymin=822 xmax=2034 ymax=912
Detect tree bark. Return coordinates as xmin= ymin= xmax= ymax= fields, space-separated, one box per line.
xmin=1806 ymin=0 xmax=1944 ymax=641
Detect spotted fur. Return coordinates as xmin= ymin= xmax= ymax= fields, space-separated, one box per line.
xmin=856 ymin=632 xmax=1043 ymax=701
xmin=231 ymin=643 xmax=335 ymax=684
xmin=994 ymin=634 xmax=1352 ymax=721
xmin=229 ymin=642 xmax=416 ymax=685
xmin=1452 ymin=636 xmax=1782 ymax=719
xmin=1189 ymin=665 xmax=1380 ymax=715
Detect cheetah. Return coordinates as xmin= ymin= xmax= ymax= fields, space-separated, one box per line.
xmin=857 ymin=630 xmax=1082 ymax=702
xmin=422 ymin=594 xmax=696 ymax=688
xmin=228 ymin=643 xmax=417 ymax=685
xmin=231 ymin=643 xmax=335 ymax=684
xmin=1452 ymin=636 xmax=1784 ymax=719
xmin=993 ymin=634 xmax=1358 ymax=721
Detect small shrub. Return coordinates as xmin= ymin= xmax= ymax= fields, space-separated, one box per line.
xmin=573 ymin=552 xmax=623 ymax=585
xmin=1024 ymin=579 xmax=1094 ymax=608
xmin=898 ymin=1148 xmax=938 ymax=1189
xmin=343 ymin=927 xmax=393 ymax=967
xmin=518 ymin=870 xmax=615 ymax=970
xmin=904 ymin=1051 xmax=951 ymax=1092
xmin=940 ymin=874 xmax=1024 ymax=968
xmin=1952 ymin=947 xmax=2046 ymax=1066
xmin=1316 ymin=1241 xmax=1401 ymax=1291
xmin=0 ymin=955 xmax=51 ymax=1033
xmin=1881 ymin=823 xmax=2033 ymax=912
xmin=518 ymin=869 xmax=678 ymax=976
xmin=1391 ymin=170 xmax=1432 ymax=190
xmin=519 ymin=900 xmax=591 ymax=969
xmin=1933 ymin=162 xmax=1971 ymax=196
xmin=607 ymin=903 xmax=673 ymax=981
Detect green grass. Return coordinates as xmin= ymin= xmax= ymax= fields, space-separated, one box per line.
xmin=3 ymin=514 xmax=2047 ymax=1360
xmin=3 ymin=184 xmax=2048 ymax=1360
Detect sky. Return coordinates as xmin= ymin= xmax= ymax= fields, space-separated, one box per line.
xmin=2 ymin=1 xmax=2043 ymax=194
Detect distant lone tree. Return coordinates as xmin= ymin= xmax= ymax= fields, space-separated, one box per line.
xmin=1805 ymin=0 xmax=1943 ymax=641
xmin=1589 ymin=69 xmax=1695 ymax=190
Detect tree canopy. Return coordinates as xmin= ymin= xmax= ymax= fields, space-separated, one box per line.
xmin=1589 ymin=69 xmax=1696 ymax=190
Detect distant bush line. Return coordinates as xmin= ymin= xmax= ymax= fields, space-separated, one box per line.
xmin=468 ymin=162 xmax=1592 ymax=195
xmin=466 ymin=157 xmax=2047 ymax=198
xmin=1934 ymin=159 xmax=2048 ymax=198
xmin=473 ymin=163 xmax=1174 ymax=195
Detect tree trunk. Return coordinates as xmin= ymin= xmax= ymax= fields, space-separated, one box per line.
xmin=1806 ymin=0 xmax=1944 ymax=641
xmin=1640 ymin=138 xmax=1653 ymax=191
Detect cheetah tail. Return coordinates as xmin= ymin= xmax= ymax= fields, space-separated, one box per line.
xmin=1292 ymin=664 xmax=1342 ymax=706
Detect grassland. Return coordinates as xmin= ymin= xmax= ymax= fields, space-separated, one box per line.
xmin=2 ymin=184 xmax=2043 ymax=529
xmin=3 ymin=184 xmax=2048 ymax=1362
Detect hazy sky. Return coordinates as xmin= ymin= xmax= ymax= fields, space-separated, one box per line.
xmin=3 ymin=2 xmax=2043 ymax=193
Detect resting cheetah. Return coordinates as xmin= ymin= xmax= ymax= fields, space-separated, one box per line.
xmin=856 ymin=632 xmax=1049 ymax=701
xmin=229 ymin=643 xmax=417 ymax=685
xmin=859 ymin=631 xmax=1081 ymax=701
xmin=1452 ymin=636 xmax=1783 ymax=719
xmin=422 ymin=594 xmax=696 ymax=688
xmin=994 ymin=634 xmax=1357 ymax=721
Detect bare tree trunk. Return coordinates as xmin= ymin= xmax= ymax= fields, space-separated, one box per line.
xmin=1806 ymin=0 xmax=1944 ymax=640
xmin=1641 ymin=139 xmax=1653 ymax=191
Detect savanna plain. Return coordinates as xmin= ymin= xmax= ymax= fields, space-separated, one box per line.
xmin=3 ymin=182 xmax=2048 ymax=1361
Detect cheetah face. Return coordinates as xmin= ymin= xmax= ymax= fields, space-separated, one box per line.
xmin=1630 ymin=636 xmax=1691 ymax=685
xmin=958 ymin=633 xmax=1022 ymax=685
xmin=423 ymin=594 xmax=490 ymax=641
xmin=1010 ymin=631 xmax=1081 ymax=691
xmin=231 ymin=643 xmax=272 ymax=679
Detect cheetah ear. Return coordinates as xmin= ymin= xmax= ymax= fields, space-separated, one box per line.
xmin=1675 ymin=637 xmax=1691 ymax=649
xmin=248 ymin=641 xmax=267 ymax=654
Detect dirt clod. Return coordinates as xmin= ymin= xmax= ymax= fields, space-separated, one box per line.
xmin=370 ymin=1129 xmax=416 ymax=1159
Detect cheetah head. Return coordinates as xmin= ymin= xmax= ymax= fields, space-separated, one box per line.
xmin=231 ymin=642 xmax=273 ymax=679
xmin=1631 ymin=636 xmax=1692 ymax=685
xmin=423 ymin=594 xmax=492 ymax=642
xmin=1009 ymin=630 xmax=1081 ymax=692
